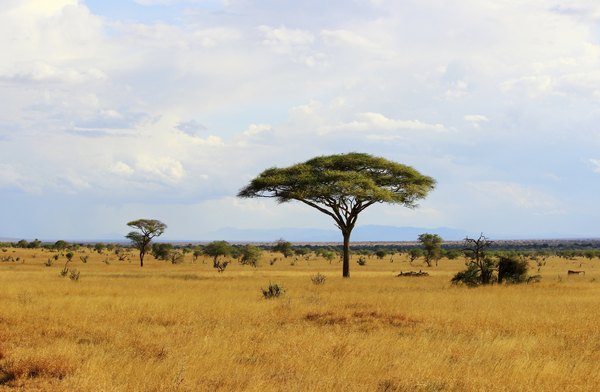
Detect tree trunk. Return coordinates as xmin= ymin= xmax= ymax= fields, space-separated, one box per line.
xmin=342 ymin=229 xmax=351 ymax=278
xmin=139 ymin=251 xmax=144 ymax=267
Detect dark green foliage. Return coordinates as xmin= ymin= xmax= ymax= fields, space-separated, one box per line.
xmin=357 ymin=256 xmax=367 ymax=266
xmin=418 ymin=233 xmax=443 ymax=267
xmin=293 ymin=247 xmax=311 ymax=256
xmin=497 ymin=255 xmax=529 ymax=284
xmin=204 ymin=241 xmax=232 ymax=272
xmin=152 ymin=243 xmax=173 ymax=260
xmin=375 ymin=250 xmax=387 ymax=259
xmin=94 ymin=243 xmax=106 ymax=253
xmin=452 ymin=235 xmax=534 ymax=286
xmin=169 ymin=250 xmax=184 ymax=264
xmin=65 ymin=252 xmax=74 ymax=262
xmin=459 ymin=234 xmax=495 ymax=285
xmin=28 ymin=239 xmax=42 ymax=248
xmin=204 ymin=241 xmax=232 ymax=262
xmin=126 ymin=219 xmax=167 ymax=267
xmin=273 ymin=239 xmax=293 ymax=258
xmin=444 ymin=249 xmax=461 ymax=260
xmin=261 ymin=282 xmax=284 ymax=299
xmin=451 ymin=259 xmax=494 ymax=287
xmin=408 ymin=248 xmax=423 ymax=264
xmin=240 ymin=244 xmax=261 ymax=267
xmin=318 ymin=250 xmax=336 ymax=263
xmin=16 ymin=239 xmax=29 ymax=248
xmin=192 ymin=249 xmax=203 ymax=263
xmin=230 ymin=246 xmax=242 ymax=259
xmin=54 ymin=240 xmax=69 ymax=251
xmin=238 ymin=152 xmax=435 ymax=278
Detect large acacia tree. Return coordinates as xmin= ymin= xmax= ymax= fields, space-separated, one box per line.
xmin=238 ymin=153 xmax=435 ymax=278
xmin=126 ymin=219 xmax=167 ymax=267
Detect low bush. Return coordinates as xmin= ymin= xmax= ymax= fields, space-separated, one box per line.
xmin=262 ymin=282 xmax=284 ymax=299
xmin=310 ymin=273 xmax=326 ymax=285
xmin=497 ymin=255 xmax=529 ymax=284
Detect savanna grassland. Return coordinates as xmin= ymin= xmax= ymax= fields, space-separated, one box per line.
xmin=1 ymin=247 xmax=600 ymax=391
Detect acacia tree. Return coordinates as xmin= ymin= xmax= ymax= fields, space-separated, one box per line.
xmin=418 ymin=233 xmax=443 ymax=267
xmin=125 ymin=219 xmax=167 ymax=267
xmin=238 ymin=153 xmax=435 ymax=278
xmin=452 ymin=233 xmax=494 ymax=286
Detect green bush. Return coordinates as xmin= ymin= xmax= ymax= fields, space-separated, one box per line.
xmin=497 ymin=256 xmax=529 ymax=284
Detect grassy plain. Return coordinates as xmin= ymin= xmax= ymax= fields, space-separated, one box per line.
xmin=1 ymin=247 xmax=600 ymax=391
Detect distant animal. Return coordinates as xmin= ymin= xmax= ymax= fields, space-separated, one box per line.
xmin=568 ymin=270 xmax=585 ymax=275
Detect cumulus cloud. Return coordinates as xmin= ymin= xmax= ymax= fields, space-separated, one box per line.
xmin=471 ymin=181 xmax=564 ymax=214
xmin=259 ymin=25 xmax=314 ymax=49
xmin=320 ymin=112 xmax=446 ymax=134
xmin=3 ymin=0 xmax=600 ymax=238
xmin=176 ymin=120 xmax=207 ymax=136
xmin=464 ymin=115 xmax=489 ymax=123
xmin=590 ymin=159 xmax=600 ymax=173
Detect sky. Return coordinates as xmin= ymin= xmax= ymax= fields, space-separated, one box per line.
xmin=1 ymin=0 xmax=600 ymax=241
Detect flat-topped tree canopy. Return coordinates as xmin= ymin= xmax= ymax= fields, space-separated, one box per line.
xmin=238 ymin=152 xmax=436 ymax=277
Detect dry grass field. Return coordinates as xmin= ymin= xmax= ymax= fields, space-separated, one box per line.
xmin=1 ymin=247 xmax=600 ymax=391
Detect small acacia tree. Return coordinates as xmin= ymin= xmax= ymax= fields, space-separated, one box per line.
xmin=125 ymin=219 xmax=167 ymax=267
xmin=452 ymin=233 xmax=494 ymax=286
xmin=418 ymin=233 xmax=443 ymax=267
xmin=204 ymin=241 xmax=232 ymax=272
xmin=273 ymin=239 xmax=293 ymax=258
xmin=238 ymin=153 xmax=435 ymax=278
xmin=240 ymin=244 xmax=262 ymax=267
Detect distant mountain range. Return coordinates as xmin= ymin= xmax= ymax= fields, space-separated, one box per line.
xmin=202 ymin=225 xmax=470 ymax=242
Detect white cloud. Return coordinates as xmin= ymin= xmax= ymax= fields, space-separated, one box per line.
xmin=259 ymin=25 xmax=314 ymax=52
xmin=110 ymin=162 xmax=135 ymax=176
xmin=589 ymin=159 xmax=600 ymax=173
xmin=321 ymin=29 xmax=376 ymax=50
xmin=3 ymin=0 xmax=600 ymax=238
xmin=320 ymin=112 xmax=446 ymax=134
xmin=464 ymin=115 xmax=489 ymax=123
xmin=135 ymin=156 xmax=185 ymax=183
xmin=471 ymin=181 xmax=564 ymax=213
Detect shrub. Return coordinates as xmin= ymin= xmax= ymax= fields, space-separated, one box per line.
xmin=45 ymin=258 xmax=54 ymax=267
xmin=69 ymin=270 xmax=80 ymax=282
xmin=152 ymin=243 xmax=173 ymax=260
xmin=497 ymin=255 xmax=529 ymax=284
xmin=357 ymin=256 xmax=367 ymax=266
xmin=79 ymin=255 xmax=88 ymax=263
xmin=273 ymin=239 xmax=293 ymax=258
xmin=451 ymin=264 xmax=481 ymax=287
xmin=311 ymin=273 xmax=326 ymax=285
xmin=214 ymin=260 xmax=229 ymax=273
xmin=239 ymin=245 xmax=261 ymax=267
xmin=169 ymin=251 xmax=184 ymax=264
xmin=261 ymin=282 xmax=284 ymax=299
xmin=375 ymin=250 xmax=387 ymax=260
xmin=408 ymin=248 xmax=423 ymax=264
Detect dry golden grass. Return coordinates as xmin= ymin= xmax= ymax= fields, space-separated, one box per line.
xmin=1 ymin=247 xmax=600 ymax=391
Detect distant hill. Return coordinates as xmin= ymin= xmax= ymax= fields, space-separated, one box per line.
xmin=203 ymin=225 xmax=469 ymax=242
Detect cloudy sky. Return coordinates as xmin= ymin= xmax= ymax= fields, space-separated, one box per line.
xmin=2 ymin=0 xmax=600 ymax=241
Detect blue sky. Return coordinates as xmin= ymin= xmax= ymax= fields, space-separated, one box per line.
xmin=1 ymin=0 xmax=600 ymax=241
